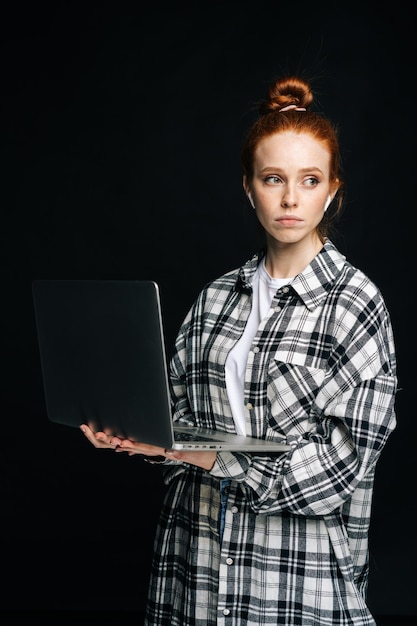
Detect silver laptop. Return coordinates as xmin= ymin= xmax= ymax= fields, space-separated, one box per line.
xmin=32 ymin=279 xmax=290 ymax=453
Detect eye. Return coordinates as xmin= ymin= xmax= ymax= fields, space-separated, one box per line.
xmin=303 ymin=176 xmax=320 ymax=187
xmin=264 ymin=174 xmax=283 ymax=185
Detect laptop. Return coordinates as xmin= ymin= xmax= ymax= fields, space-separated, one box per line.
xmin=32 ymin=279 xmax=291 ymax=453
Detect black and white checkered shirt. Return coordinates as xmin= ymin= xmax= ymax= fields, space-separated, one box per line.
xmin=145 ymin=240 xmax=397 ymax=626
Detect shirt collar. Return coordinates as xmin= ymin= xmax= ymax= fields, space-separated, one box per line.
xmin=237 ymin=240 xmax=346 ymax=311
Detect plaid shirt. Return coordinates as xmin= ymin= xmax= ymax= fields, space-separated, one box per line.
xmin=145 ymin=240 xmax=397 ymax=626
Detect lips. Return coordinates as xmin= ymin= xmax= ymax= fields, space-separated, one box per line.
xmin=277 ymin=217 xmax=302 ymax=225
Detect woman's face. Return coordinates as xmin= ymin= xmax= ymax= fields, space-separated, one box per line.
xmin=245 ymin=130 xmax=333 ymax=247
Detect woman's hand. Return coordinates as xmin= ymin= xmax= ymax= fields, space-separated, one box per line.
xmin=80 ymin=424 xmax=217 ymax=471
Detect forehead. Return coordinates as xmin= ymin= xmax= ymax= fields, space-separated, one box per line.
xmin=255 ymin=130 xmax=331 ymax=171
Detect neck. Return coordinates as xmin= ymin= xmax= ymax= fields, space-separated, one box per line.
xmin=264 ymin=236 xmax=324 ymax=279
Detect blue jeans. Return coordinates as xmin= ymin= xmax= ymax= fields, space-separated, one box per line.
xmin=218 ymin=478 xmax=231 ymax=541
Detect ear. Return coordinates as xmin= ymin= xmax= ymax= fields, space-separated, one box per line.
xmin=330 ymin=180 xmax=341 ymax=201
xmin=242 ymin=175 xmax=249 ymax=196
xmin=243 ymin=176 xmax=255 ymax=208
xmin=324 ymin=182 xmax=340 ymax=211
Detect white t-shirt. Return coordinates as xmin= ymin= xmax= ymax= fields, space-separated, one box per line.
xmin=225 ymin=259 xmax=294 ymax=435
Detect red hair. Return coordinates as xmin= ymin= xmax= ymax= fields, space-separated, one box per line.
xmin=242 ymin=76 xmax=344 ymax=241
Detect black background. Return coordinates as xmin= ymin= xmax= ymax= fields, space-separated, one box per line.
xmin=2 ymin=1 xmax=415 ymax=622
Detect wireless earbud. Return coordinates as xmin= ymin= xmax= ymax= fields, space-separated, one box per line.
xmin=324 ymin=195 xmax=332 ymax=212
xmin=248 ymin=193 xmax=255 ymax=209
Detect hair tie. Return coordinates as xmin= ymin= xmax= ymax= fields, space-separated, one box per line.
xmin=279 ymin=104 xmax=306 ymax=112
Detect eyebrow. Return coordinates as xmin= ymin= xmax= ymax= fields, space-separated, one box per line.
xmin=259 ymin=166 xmax=325 ymax=175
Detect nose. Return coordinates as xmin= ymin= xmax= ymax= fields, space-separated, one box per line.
xmin=281 ymin=187 xmax=297 ymax=208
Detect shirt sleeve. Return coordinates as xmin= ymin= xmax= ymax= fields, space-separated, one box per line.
xmin=210 ymin=302 xmax=398 ymax=517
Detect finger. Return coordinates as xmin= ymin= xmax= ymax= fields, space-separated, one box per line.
xmin=96 ymin=433 xmax=114 ymax=447
xmin=80 ymin=425 xmax=101 ymax=447
xmin=118 ymin=440 xmax=167 ymax=456
xmin=80 ymin=425 xmax=113 ymax=449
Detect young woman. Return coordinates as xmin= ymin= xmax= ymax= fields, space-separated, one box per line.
xmin=82 ymin=75 xmax=397 ymax=625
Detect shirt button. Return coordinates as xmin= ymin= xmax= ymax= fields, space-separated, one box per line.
xmin=282 ymin=286 xmax=289 ymax=293
xmin=274 ymin=306 xmax=281 ymax=312
xmin=226 ymin=557 xmax=233 ymax=565
xmin=246 ymin=402 xmax=253 ymax=410
xmin=253 ymin=346 xmax=260 ymax=353
xmin=223 ymin=609 xmax=231 ymax=616
xmin=231 ymin=506 xmax=238 ymax=513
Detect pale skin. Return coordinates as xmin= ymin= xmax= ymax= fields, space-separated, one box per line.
xmin=81 ymin=129 xmax=338 ymax=470
xmin=244 ymin=130 xmax=338 ymax=278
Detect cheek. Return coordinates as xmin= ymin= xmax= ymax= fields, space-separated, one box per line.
xmin=254 ymin=205 xmax=273 ymax=225
xmin=311 ymin=209 xmax=326 ymax=227
xmin=255 ymin=191 xmax=280 ymax=212
xmin=308 ymin=196 xmax=328 ymax=219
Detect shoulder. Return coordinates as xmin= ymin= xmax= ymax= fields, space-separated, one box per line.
xmin=327 ymin=252 xmax=395 ymax=356
xmin=324 ymin=241 xmax=388 ymax=309
xmin=196 ymin=252 xmax=262 ymax=305
xmin=336 ymin=260 xmax=388 ymax=315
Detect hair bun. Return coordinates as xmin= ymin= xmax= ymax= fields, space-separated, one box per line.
xmin=259 ymin=76 xmax=314 ymax=115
